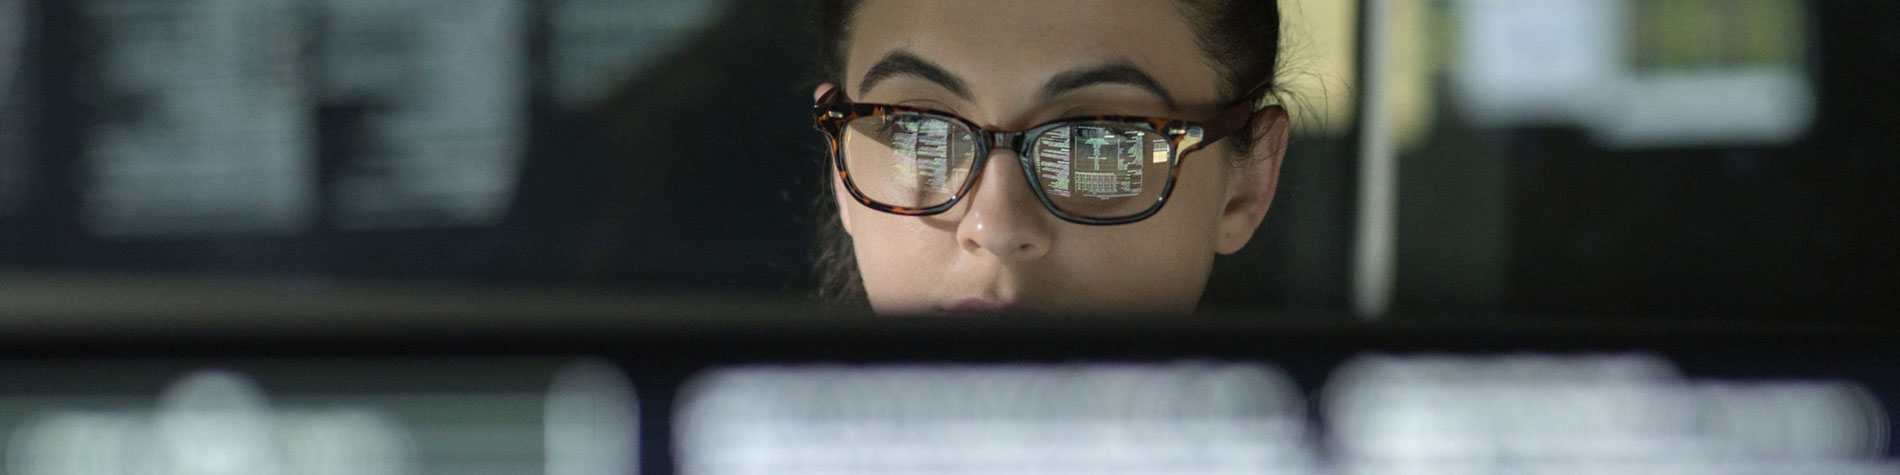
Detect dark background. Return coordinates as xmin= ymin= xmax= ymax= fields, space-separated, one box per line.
xmin=0 ymin=0 xmax=1893 ymax=320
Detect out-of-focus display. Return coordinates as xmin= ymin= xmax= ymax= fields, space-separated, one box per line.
xmin=1369 ymin=0 xmax=1894 ymax=318
xmin=1451 ymin=0 xmax=1812 ymax=148
xmin=675 ymin=356 xmax=1898 ymax=475
xmin=676 ymin=363 xmax=1319 ymax=475
xmin=1326 ymin=354 xmax=1891 ymax=474
xmin=0 ymin=358 xmax=637 ymax=475
xmin=75 ymin=0 xmax=314 ymax=236
xmin=0 ymin=0 xmax=19 ymax=99
xmin=40 ymin=0 xmax=740 ymax=235
xmin=317 ymin=0 xmax=527 ymax=230
xmin=69 ymin=0 xmax=534 ymax=234
xmin=3 ymin=0 xmax=809 ymax=286
xmin=0 ymin=0 xmax=30 ymax=218
xmin=546 ymin=0 xmax=731 ymax=109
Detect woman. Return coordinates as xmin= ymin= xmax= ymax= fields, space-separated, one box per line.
xmin=811 ymin=0 xmax=1290 ymax=315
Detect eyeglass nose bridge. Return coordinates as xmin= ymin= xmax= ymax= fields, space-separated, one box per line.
xmin=983 ymin=130 xmax=1025 ymax=151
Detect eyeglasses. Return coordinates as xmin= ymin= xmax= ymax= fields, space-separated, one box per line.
xmin=813 ymin=88 xmax=1267 ymax=225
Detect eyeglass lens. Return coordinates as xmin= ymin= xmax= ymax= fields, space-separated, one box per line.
xmin=841 ymin=112 xmax=1173 ymax=219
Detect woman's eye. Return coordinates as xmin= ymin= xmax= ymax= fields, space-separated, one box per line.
xmin=867 ymin=117 xmax=916 ymax=142
xmin=886 ymin=118 xmax=924 ymax=138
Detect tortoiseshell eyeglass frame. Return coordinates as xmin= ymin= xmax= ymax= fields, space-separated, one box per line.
xmin=813 ymin=87 xmax=1269 ymax=225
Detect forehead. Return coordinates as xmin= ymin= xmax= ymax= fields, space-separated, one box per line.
xmin=844 ymin=0 xmax=1221 ymax=103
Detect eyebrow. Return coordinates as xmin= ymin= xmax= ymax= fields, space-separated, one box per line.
xmin=1040 ymin=63 xmax=1179 ymax=111
xmin=859 ymin=50 xmax=971 ymax=100
xmin=858 ymin=50 xmax=1178 ymax=111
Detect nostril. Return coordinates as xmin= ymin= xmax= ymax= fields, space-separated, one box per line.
xmin=959 ymin=234 xmax=1041 ymax=257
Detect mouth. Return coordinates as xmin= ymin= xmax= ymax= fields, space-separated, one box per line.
xmin=939 ymin=295 xmax=1017 ymax=314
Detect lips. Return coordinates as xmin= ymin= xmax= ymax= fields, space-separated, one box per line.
xmin=940 ymin=295 xmax=1016 ymax=313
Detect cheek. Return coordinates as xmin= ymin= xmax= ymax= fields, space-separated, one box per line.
xmin=1151 ymin=157 xmax=1234 ymax=247
xmin=1066 ymin=225 xmax=1218 ymax=310
xmin=1073 ymin=162 xmax=1233 ymax=307
xmin=1044 ymin=196 xmax=1227 ymax=312
xmin=845 ymin=209 xmax=954 ymax=311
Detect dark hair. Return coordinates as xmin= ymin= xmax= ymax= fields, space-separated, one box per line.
xmin=809 ymin=0 xmax=1284 ymax=306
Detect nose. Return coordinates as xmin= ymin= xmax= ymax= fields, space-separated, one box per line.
xmin=956 ymin=149 xmax=1054 ymax=262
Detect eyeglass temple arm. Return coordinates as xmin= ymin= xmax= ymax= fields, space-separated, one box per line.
xmin=813 ymin=88 xmax=843 ymax=119
xmin=1197 ymin=90 xmax=1279 ymax=147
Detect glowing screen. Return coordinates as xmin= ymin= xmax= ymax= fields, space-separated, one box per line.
xmin=678 ymin=356 xmax=1898 ymax=475
xmin=888 ymin=117 xmax=962 ymax=194
xmin=1038 ymin=125 xmax=1146 ymax=200
xmin=677 ymin=362 xmax=1318 ymax=475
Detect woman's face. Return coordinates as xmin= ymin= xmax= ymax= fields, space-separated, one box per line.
xmin=827 ymin=0 xmax=1285 ymax=315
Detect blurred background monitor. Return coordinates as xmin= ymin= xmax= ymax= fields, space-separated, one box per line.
xmin=0 ymin=0 xmax=1892 ymax=320
xmin=0 ymin=316 xmax=1895 ymax=475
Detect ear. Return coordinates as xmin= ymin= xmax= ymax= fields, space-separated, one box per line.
xmin=816 ymin=83 xmax=855 ymax=235
xmin=1215 ymin=106 xmax=1290 ymax=254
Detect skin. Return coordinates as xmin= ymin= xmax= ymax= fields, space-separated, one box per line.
xmin=823 ymin=0 xmax=1289 ymax=315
